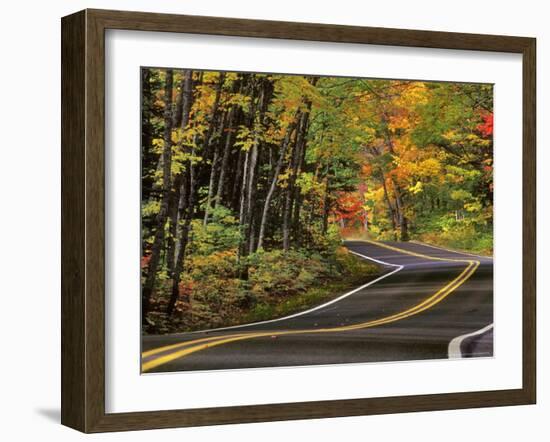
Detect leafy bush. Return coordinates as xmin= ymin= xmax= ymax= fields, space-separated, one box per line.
xmin=188 ymin=205 xmax=241 ymax=256
xmin=333 ymin=246 xmax=379 ymax=276
xmin=416 ymin=215 xmax=493 ymax=255
xmin=306 ymin=223 xmax=342 ymax=257
xmin=247 ymin=249 xmax=330 ymax=299
xmin=170 ymin=250 xmax=246 ymax=329
xmin=147 ymin=243 xmax=380 ymax=333
xmin=188 ymin=249 xmax=238 ymax=280
xmin=185 ymin=276 xmax=245 ymax=329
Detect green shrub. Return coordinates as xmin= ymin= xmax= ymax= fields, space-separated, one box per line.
xmin=247 ymin=249 xmax=329 ymax=299
xmin=149 ymin=242 xmax=381 ymax=333
xmin=188 ymin=205 xmax=241 ymax=256
xmin=417 ymin=219 xmax=493 ymax=255
xmin=188 ymin=249 xmax=238 ymax=280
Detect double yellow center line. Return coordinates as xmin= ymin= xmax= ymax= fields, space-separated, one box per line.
xmin=141 ymin=240 xmax=480 ymax=372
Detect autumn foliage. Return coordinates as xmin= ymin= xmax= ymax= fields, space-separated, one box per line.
xmin=141 ymin=69 xmax=493 ymax=333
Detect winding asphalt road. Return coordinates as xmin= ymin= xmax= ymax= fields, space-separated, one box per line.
xmin=141 ymin=240 xmax=493 ymax=373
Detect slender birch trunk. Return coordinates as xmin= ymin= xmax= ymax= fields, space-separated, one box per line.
xmin=257 ymin=120 xmax=297 ymax=250
xmin=142 ymin=69 xmax=174 ymax=324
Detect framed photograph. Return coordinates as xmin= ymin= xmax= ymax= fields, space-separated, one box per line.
xmin=61 ymin=9 xmax=536 ymax=432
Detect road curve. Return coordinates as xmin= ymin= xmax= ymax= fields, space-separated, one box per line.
xmin=141 ymin=240 xmax=493 ymax=373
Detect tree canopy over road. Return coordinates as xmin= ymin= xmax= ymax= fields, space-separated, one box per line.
xmin=141 ymin=68 xmax=493 ymax=333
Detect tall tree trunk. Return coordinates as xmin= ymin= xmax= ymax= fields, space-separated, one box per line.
xmin=166 ymin=70 xmax=194 ymax=279
xmin=322 ymin=174 xmax=331 ymax=235
xmin=244 ymin=136 xmax=259 ymax=252
xmin=238 ymin=150 xmax=250 ymax=231
xmin=380 ymin=171 xmax=397 ymax=232
xmin=237 ymin=149 xmax=250 ymax=265
xmin=173 ymin=167 xmax=189 ymax=257
xmin=390 ymin=176 xmax=408 ymax=241
xmin=283 ymin=111 xmax=309 ymax=251
xmin=167 ymin=144 xmax=197 ymax=316
xmin=165 ymin=70 xmax=197 ymax=317
xmin=202 ymin=148 xmax=219 ymax=226
xmin=172 ymin=73 xmax=185 ymax=129
xmin=292 ymin=191 xmax=303 ymax=245
xmin=248 ymin=217 xmax=257 ymax=255
xmin=383 ymin=128 xmax=408 ymax=241
xmin=199 ymin=73 xmax=225 ymax=226
xmin=232 ymin=148 xmax=244 ymax=213
xmin=214 ymin=106 xmax=236 ymax=209
xmin=141 ymin=69 xmax=155 ymax=204
xmin=142 ymin=69 xmax=174 ymax=325
xmin=285 ymin=83 xmax=315 ymax=247
xmin=257 ymin=121 xmax=297 ymax=250
xmin=201 ymin=72 xmax=226 ymax=166
xmin=239 ymin=80 xmax=268 ymax=259
xmin=291 ymin=114 xmax=309 ymax=245
xmin=166 ymin=173 xmax=182 ymax=277
xmin=141 ymin=69 xmax=161 ymax=255
xmin=231 ymin=79 xmax=254 ymax=213
xmin=282 ymin=141 xmax=298 ymax=251
xmin=203 ymin=110 xmax=228 ymax=225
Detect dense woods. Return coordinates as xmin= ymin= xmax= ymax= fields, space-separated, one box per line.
xmin=141 ymin=68 xmax=493 ymax=333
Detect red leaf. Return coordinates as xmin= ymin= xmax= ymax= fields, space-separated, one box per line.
xmin=477 ymin=112 xmax=493 ymax=137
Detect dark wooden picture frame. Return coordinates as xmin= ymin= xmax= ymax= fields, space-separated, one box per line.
xmin=61 ymin=8 xmax=536 ymax=433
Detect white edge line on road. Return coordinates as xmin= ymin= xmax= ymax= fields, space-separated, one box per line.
xmin=448 ymin=323 xmax=494 ymax=358
xmin=410 ymin=240 xmax=493 ymax=260
xmin=180 ymin=250 xmax=404 ymax=335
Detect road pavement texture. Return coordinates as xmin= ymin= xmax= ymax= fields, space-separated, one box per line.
xmin=142 ymin=240 xmax=493 ymax=373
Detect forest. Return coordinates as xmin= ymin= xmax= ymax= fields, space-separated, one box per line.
xmin=141 ymin=68 xmax=493 ymax=334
